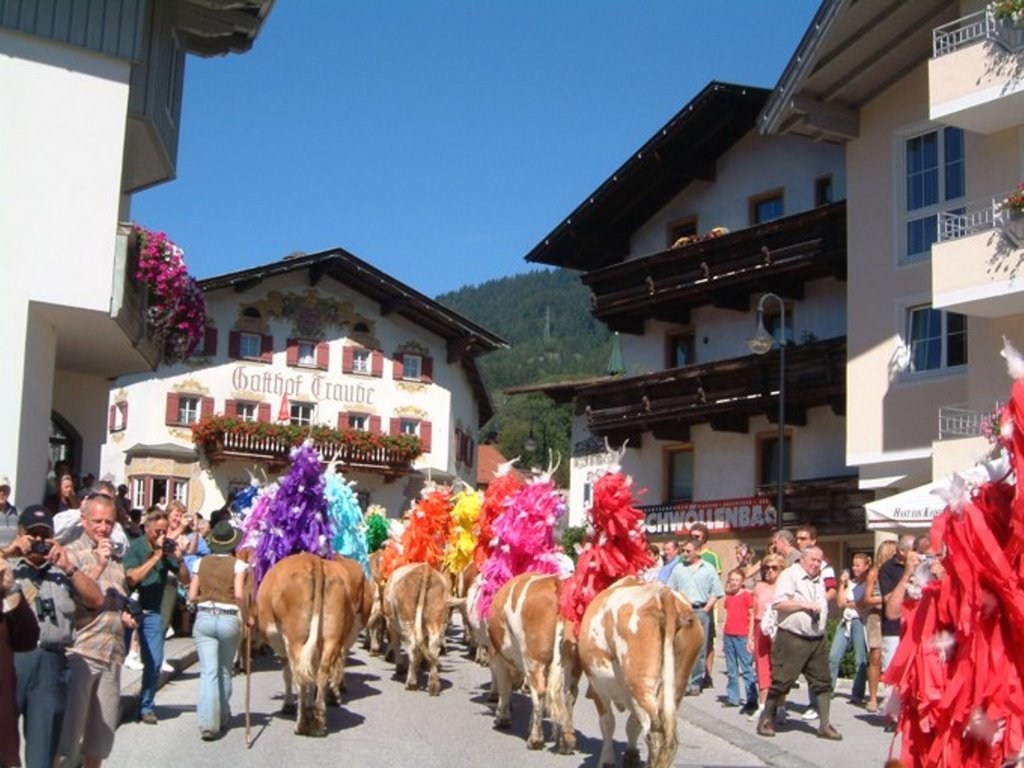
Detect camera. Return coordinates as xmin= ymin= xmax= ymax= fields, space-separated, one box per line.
xmin=124 ymin=598 xmax=144 ymax=622
xmin=35 ymin=596 xmax=57 ymax=622
xmin=29 ymin=540 xmax=53 ymax=556
xmin=161 ymin=539 xmax=178 ymax=556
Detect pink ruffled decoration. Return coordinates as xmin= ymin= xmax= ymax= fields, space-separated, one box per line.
xmin=475 ymin=478 xmax=566 ymax=621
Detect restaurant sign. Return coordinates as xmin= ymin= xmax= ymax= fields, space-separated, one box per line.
xmin=644 ymin=496 xmax=776 ymax=535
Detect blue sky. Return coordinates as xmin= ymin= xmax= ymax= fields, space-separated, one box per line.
xmin=134 ymin=2 xmax=818 ymax=298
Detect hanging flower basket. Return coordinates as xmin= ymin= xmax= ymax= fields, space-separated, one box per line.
xmin=134 ymin=225 xmax=207 ymax=364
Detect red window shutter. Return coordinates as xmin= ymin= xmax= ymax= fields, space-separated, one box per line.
xmin=389 ymin=417 xmax=400 ymax=437
xmin=316 ymin=342 xmax=329 ymax=371
xmin=261 ymin=334 xmax=273 ymax=363
xmin=391 ymin=352 xmax=404 ymax=380
xmin=454 ymin=428 xmax=463 ymax=461
xmin=165 ymin=393 xmax=180 ymax=426
xmin=286 ymin=338 xmax=298 ymax=366
xmin=228 ymin=331 xmax=241 ymax=359
xmin=370 ymin=415 xmax=381 ymax=434
xmin=225 ymin=399 xmax=237 ymax=418
xmin=422 ymin=356 xmax=434 ymax=383
xmin=372 ymin=350 xmax=384 ymax=377
xmin=337 ymin=412 xmax=349 ymax=430
xmin=342 ymin=345 xmax=354 ymax=374
xmin=258 ymin=402 xmax=271 ymax=423
xmin=108 ymin=405 xmax=116 ymax=431
xmin=201 ymin=396 xmax=214 ymax=418
xmin=420 ymin=420 xmax=432 ymax=453
xmin=204 ymin=327 xmax=218 ymax=357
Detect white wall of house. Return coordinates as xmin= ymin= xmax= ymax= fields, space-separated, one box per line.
xmin=101 ymin=269 xmax=485 ymax=516
xmin=0 ymin=28 xmax=132 ymax=504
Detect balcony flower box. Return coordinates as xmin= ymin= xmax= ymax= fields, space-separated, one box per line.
xmin=1001 ymin=183 xmax=1024 ymax=244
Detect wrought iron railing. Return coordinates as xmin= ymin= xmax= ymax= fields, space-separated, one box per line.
xmin=937 ymin=400 xmax=1004 ymax=440
xmin=933 ymin=9 xmax=1023 ymax=57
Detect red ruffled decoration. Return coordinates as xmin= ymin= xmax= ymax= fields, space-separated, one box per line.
xmin=379 ymin=488 xmax=453 ymax=581
xmin=473 ymin=470 xmax=523 ymax=570
xmin=560 ymin=472 xmax=653 ymax=635
xmin=884 ymin=375 xmax=1024 ymax=767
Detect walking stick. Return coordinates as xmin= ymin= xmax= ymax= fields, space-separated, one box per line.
xmin=245 ymin=571 xmax=253 ymax=747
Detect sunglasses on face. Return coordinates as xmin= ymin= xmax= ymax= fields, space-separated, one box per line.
xmin=764 ymin=566 xmax=781 ymax=571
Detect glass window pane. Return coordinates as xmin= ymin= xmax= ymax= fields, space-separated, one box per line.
xmin=760 ymin=437 xmax=791 ymax=485
xmin=946 ymin=312 xmax=968 ymax=366
xmin=944 ymin=128 xmax=965 ymax=201
xmin=668 ymin=451 xmax=693 ymax=500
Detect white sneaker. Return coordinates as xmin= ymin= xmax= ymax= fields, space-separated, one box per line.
xmin=747 ymin=705 xmax=764 ymax=722
xmin=124 ymin=652 xmax=144 ymax=671
xmin=775 ymin=705 xmax=788 ymax=724
xmin=803 ymin=708 xmax=819 ymax=720
xmin=161 ymin=660 xmax=174 ymax=673
xmin=165 ymin=628 xmax=175 ymax=639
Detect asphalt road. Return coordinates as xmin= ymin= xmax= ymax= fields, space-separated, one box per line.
xmin=107 ymin=630 xmax=766 ymax=768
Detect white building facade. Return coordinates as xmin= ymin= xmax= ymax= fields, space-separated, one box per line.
xmin=100 ymin=250 xmax=505 ymax=516
xmin=0 ymin=0 xmax=272 ymax=506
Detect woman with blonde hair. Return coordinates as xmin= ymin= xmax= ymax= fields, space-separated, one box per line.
xmin=862 ymin=539 xmax=897 ymax=713
xmin=746 ymin=551 xmax=786 ymax=721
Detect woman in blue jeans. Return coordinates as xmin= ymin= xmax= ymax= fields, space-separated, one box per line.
xmin=829 ymin=553 xmax=870 ymax=703
xmin=187 ymin=521 xmax=247 ymax=741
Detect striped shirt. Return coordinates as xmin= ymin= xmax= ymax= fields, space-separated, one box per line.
xmin=65 ymin=535 xmax=128 ymax=664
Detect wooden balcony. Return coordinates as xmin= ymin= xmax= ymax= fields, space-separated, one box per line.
xmin=201 ymin=430 xmax=418 ymax=478
xmin=582 ymin=203 xmax=846 ymax=334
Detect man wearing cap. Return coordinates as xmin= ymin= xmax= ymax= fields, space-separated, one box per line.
xmin=123 ymin=507 xmax=190 ymax=725
xmin=2 ymin=506 xmax=103 ymax=768
xmin=0 ymin=476 xmax=16 ymax=526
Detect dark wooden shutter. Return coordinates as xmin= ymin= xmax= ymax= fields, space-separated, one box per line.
xmin=165 ymin=393 xmax=180 ymax=425
xmin=337 ymin=412 xmax=349 ymax=430
xmin=228 ymin=331 xmax=241 ymax=359
xmin=370 ymin=415 xmax=381 ymax=434
xmin=454 ymin=428 xmax=464 ymax=461
xmin=371 ymin=350 xmax=384 ymax=377
xmin=225 ymin=399 xmax=237 ymax=418
xmin=467 ymin=438 xmax=475 ymax=467
xmin=108 ymin=405 xmax=116 ymax=431
xmin=258 ymin=402 xmax=271 ymax=423
xmin=419 ymin=420 xmax=432 ymax=453
xmin=389 ymin=417 xmax=400 ymax=437
xmin=201 ymin=396 xmax=214 ymax=419
xmin=316 ymin=342 xmax=329 ymax=371
xmin=260 ymin=334 xmax=273 ymax=363
xmin=421 ymin=356 xmax=433 ymax=383
xmin=204 ymin=327 xmax=218 ymax=357
xmin=391 ymin=352 xmax=404 ymax=379
xmin=286 ymin=338 xmax=298 ymax=366
xmin=342 ymin=345 xmax=354 ymax=373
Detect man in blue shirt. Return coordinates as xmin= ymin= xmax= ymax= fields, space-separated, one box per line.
xmin=656 ymin=539 xmax=680 ymax=584
xmin=667 ymin=536 xmax=724 ymax=695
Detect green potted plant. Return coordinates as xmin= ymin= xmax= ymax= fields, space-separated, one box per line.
xmin=991 ymin=0 xmax=1024 ymax=28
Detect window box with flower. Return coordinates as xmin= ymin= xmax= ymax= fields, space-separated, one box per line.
xmin=1000 ymin=183 xmax=1024 ymax=245
xmin=991 ymin=0 xmax=1024 ymax=29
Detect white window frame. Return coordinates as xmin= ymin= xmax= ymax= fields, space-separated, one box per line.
xmin=131 ymin=478 xmax=145 ymax=508
xmin=399 ymin=418 xmax=419 ymax=436
xmin=178 ymin=396 xmax=200 ymax=425
xmin=239 ymin=332 xmax=262 ymax=359
xmin=402 ymin=354 xmax=422 ymax=380
xmin=352 ymin=349 xmax=371 ymax=374
xmin=903 ymin=303 xmax=968 ymax=376
xmin=897 ymin=123 xmax=966 ymax=266
xmin=171 ymin=479 xmax=188 ymax=505
xmin=290 ymin=402 xmax=314 ymax=427
xmin=349 ymin=414 xmax=368 ymax=431
xmin=111 ymin=402 xmax=128 ymax=432
xmin=236 ymin=402 xmax=258 ymax=423
xmin=297 ymin=340 xmax=317 ymax=367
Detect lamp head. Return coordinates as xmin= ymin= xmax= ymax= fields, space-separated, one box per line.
xmin=747 ymin=315 xmax=775 ymax=355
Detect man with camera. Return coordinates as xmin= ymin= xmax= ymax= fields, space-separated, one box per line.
xmin=123 ymin=507 xmax=190 ymax=725
xmin=2 ymin=505 xmax=103 ymax=768
xmin=54 ymin=491 xmax=136 ymax=768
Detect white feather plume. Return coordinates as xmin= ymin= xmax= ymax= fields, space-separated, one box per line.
xmin=1001 ymin=336 xmax=1024 ymax=380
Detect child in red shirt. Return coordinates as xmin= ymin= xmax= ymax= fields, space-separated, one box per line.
xmin=723 ymin=568 xmax=758 ymax=711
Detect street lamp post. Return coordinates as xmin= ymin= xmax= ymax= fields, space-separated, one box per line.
xmin=748 ymin=293 xmax=786 ymax=531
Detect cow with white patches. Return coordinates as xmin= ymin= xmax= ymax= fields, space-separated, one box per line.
xmin=576 ymin=578 xmax=704 ymax=768
xmin=487 ymin=572 xmax=577 ymax=753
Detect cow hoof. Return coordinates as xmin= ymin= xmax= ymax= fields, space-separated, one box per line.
xmin=527 ymin=737 xmax=545 ymax=750
xmin=281 ymin=702 xmax=297 ymax=716
xmin=495 ymin=715 xmax=512 ymax=730
xmin=405 ymin=681 xmax=419 ymax=692
xmin=623 ymin=747 xmax=641 ymax=768
xmin=427 ymin=683 xmax=441 ymax=697
xmin=557 ymin=737 xmax=576 ymax=755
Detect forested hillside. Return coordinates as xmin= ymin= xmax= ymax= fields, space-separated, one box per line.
xmin=437 ymin=268 xmax=614 ymax=484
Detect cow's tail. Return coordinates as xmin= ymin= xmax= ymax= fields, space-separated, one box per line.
xmin=655 ymin=587 xmax=681 ymax=768
xmin=295 ymin=558 xmax=325 ymax=686
xmin=414 ymin=565 xmax=433 ymax=663
xmin=545 ymin=616 xmax=567 ymax=728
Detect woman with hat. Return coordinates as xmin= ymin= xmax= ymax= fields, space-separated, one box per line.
xmin=187 ymin=521 xmax=246 ymax=741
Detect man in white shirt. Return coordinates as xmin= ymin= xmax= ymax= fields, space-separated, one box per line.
xmin=756 ymin=546 xmax=842 ymax=741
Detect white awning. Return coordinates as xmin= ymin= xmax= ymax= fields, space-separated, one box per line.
xmin=863 ymin=481 xmax=948 ymax=530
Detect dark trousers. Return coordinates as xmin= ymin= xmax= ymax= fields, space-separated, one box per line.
xmin=768 ymin=628 xmax=832 ymax=699
xmin=15 ymin=647 xmax=68 ymax=768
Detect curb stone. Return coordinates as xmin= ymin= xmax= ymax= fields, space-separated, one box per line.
xmin=679 ymin=703 xmax=821 ymax=768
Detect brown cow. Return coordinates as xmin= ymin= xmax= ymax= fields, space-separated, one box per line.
xmin=487 ymin=573 xmax=576 ymax=753
xmin=256 ymin=552 xmax=365 ymax=736
xmin=575 ymin=579 xmax=704 ymax=768
xmin=365 ymin=549 xmax=388 ymax=656
xmin=323 ymin=555 xmax=373 ymax=697
xmin=383 ymin=562 xmax=449 ymax=695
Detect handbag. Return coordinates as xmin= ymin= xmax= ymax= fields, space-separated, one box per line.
xmin=760 ymin=604 xmax=779 ymax=639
